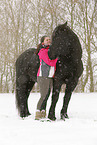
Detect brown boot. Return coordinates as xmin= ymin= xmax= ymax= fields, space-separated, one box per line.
xmin=35 ymin=110 xmax=42 ymax=120
xmin=35 ymin=110 xmax=46 ymax=120
xmin=41 ymin=110 xmax=46 ymax=118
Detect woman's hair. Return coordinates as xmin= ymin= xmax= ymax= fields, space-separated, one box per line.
xmin=35 ymin=35 xmax=47 ymax=55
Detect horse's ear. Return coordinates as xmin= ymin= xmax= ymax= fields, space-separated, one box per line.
xmin=59 ymin=22 xmax=67 ymax=30
xmin=64 ymin=21 xmax=67 ymax=26
xmin=60 ymin=21 xmax=67 ymax=30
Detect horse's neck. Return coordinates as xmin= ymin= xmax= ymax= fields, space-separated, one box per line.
xmin=58 ymin=55 xmax=71 ymax=63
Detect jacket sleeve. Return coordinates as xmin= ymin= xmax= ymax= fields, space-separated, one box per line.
xmin=38 ymin=49 xmax=58 ymax=66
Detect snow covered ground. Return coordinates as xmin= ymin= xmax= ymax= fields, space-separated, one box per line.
xmin=0 ymin=93 xmax=97 ymax=145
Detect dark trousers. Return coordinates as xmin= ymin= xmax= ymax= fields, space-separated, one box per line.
xmin=37 ymin=77 xmax=53 ymax=111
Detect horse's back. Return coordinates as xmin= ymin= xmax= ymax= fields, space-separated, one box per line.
xmin=15 ymin=48 xmax=39 ymax=80
xmin=16 ymin=48 xmax=36 ymax=62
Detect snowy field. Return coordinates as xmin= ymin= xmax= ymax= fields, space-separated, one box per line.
xmin=0 ymin=93 xmax=97 ymax=145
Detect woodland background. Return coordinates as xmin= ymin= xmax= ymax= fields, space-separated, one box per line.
xmin=0 ymin=0 xmax=97 ymax=93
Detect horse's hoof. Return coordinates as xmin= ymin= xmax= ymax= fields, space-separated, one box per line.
xmin=26 ymin=112 xmax=31 ymax=117
xmin=61 ymin=113 xmax=69 ymax=120
xmin=20 ymin=112 xmax=31 ymax=118
xmin=48 ymin=114 xmax=56 ymax=121
xmin=49 ymin=116 xmax=56 ymax=121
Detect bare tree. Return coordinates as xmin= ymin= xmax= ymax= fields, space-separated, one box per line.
xmin=0 ymin=0 xmax=97 ymax=93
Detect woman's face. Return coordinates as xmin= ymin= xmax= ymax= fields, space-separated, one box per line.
xmin=43 ymin=37 xmax=51 ymax=45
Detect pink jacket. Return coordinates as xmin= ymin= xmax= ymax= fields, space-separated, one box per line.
xmin=37 ymin=48 xmax=58 ymax=77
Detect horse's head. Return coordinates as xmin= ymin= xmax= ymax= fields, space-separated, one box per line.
xmin=48 ymin=22 xmax=70 ymax=59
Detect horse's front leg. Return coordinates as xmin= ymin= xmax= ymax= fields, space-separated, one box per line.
xmin=48 ymin=79 xmax=62 ymax=121
xmin=60 ymin=90 xmax=72 ymax=120
xmin=61 ymin=79 xmax=78 ymax=120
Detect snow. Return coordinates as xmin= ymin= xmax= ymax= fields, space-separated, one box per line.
xmin=0 ymin=93 xmax=97 ymax=145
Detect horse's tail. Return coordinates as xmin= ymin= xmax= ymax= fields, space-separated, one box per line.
xmin=15 ymin=83 xmax=21 ymax=116
xmin=15 ymin=59 xmax=23 ymax=116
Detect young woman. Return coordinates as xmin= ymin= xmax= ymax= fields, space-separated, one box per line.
xmin=35 ymin=36 xmax=58 ymax=120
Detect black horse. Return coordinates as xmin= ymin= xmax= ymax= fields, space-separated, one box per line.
xmin=15 ymin=22 xmax=83 ymax=120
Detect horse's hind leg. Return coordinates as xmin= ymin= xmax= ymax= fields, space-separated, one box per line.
xmin=25 ymin=80 xmax=35 ymax=116
xmin=16 ymin=75 xmax=35 ymax=118
xmin=61 ymin=79 xmax=78 ymax=120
